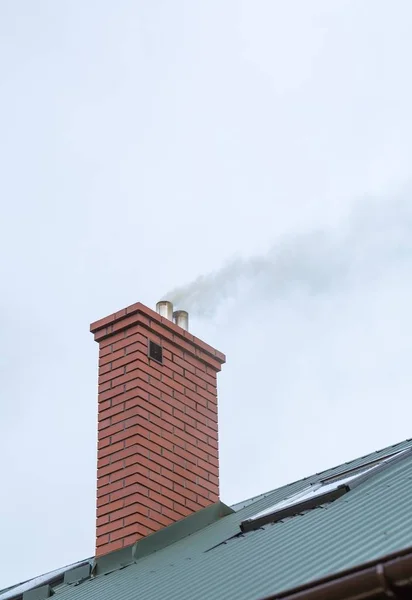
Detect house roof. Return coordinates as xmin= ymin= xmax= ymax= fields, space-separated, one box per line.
xmin=3 ymin=438 xmax=412 ymax=600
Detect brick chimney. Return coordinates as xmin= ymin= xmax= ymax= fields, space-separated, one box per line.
xmin=90 ymin=301 xmax=225 ymax=556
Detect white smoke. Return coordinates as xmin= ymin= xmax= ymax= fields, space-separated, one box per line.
xmin=165 ymin=193 xmax=412 ymax=317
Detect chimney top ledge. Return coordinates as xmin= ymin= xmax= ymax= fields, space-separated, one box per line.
xmin=90 ymin=302 xmax=225 ymax=364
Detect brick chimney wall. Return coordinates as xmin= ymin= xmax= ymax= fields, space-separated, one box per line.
xmin=90 ymin=302 xmax=225 ymax=556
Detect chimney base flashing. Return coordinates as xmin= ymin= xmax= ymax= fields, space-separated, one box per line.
xmin=93 ymin=501 xmax=234 ymax=576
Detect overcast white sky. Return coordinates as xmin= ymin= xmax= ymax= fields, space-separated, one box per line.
xmin=1 ymin=0 xmax=412 ymax=589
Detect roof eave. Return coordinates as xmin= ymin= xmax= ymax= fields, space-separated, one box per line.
xmin=260 ymin=546 xmax=412 ymax=600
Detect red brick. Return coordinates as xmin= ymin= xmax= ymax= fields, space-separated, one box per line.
xmin=181 ymin=423 xmax=208 ymax=444
xmin=98 ymin=398 xmax=111 ymax=413
xmin=160 ymin=359 xmax=183 ymax=377
xmin=98 ymin=421 xmax=125 ymax=440
xmin=97 ymin=474 xmax=110 ymax=486
xmin=126 ymin=361 xmax=162 ymax=383
xmin=148 ymin=378 xmax=174 ymax=398
xmin=163 ymin=376 xmax=185 ymax=396
xmin=99 ymin=382 xmax=125 ymax=403
xmin=161 ymin=485 xmax=191 ymax=505
xmin=97 ymin=479 xmax=125 ymax=498
xmin=195 ymin=385 xmax=217 ymax=404
xmin=96 ymin=533 xmax=111 ymax=548
xmin=147 ymin=510 xmax=173 ymax=528
xmin=125 ymin=433 xmax=163 ymax=456
xmin=123 ymin=515 xmax=160 ymax=533
xmin=148 ymin=489 xmax=174 ymax=510
xmin=161 ymin=339 xmax=184 ymax=359
xmin=97 ymin=436 xmax=111 ymax=450
xmin=97 ymin=458 xmax=125 ymax=479
xmin=194 ymin=368 xmax=216 ymax=387
xmin=196 ymin=421 xmax=218 ymax=439
xmin=108 ymin=443 xmax=149 ymax=466
xmin=145 ymin=319 xmax=175 ymax=343
xmin=98 ymin=417 xmax=112 ymax=431
xmin=172 ymin=445 xmax=197 ymax=466
xmin=98 ymin=381 xmax=112 ymax=393
xmin=96 ymin=539 xmax=123 ymax=555
xmin=173 ymin=407 xmax=196 ymax=428
xmin=161 ymin=505 xmax=186 ymax=520
xmin=111 ymin=313 xmax=141 ymax=335
xmin=158 ymin=393 xmax=190 ymax=417
xmin=162 ymin=347 xmax=172 ymax=361
xmin=160 ymin=464 xmax=196 ymax=486
xmin=91 ymin=312 xmax=116 ymax=332
xmin=189 ymin=476 xmax=217 ymax=495
xmin=99 ymin=347 xmax=126 ymax=367
xmin=172 ymin=483 xmax=198 ymax=503
xmin=109 ymin=462 xmax=149 ymax=484
xmin=148 ymin=470 xmax=174 ymax=491
xmin=185 ymin=498 xmax=204 ymax=512
xmin=207 ymin=436 xmax=219 ymax=450
xmin=196 ymin=439 xmax=218 ymax=458
xmin=110 ymin=523 xmax=139 ymax=542
xmin=99 ymin=366 xmax=126 ymax=385
xmin=125 ymin=377 xmax=160 ymax=399
xmin=110 ymin=404 xmax=143 ymax=425
xmin=99 ymin=344 xmax=113 ymax=358
xmin=196 ymin=495 xmax=213 ymax=508
xmin=97 ymin=514 xmax=110 ymax=527
xmin=99 ymin=362 xmax=112 ymax=376
xmin=183 ymin=440 xmax=210 ymax=462
xmin=110 ymin=332 xmax=139 ymax=352
xmin=181 ymin=352 xmax=206 ymax=371
xmin=145 ymin=394 xmax=173 ymax=416
xmin=98 ymin=518 xmax=124 ymax=536
xmin=196 ymin=403 xmax=218 ymax=423
xmin=124 ymin=452 xmax=161 ymax=473
xmin=123 ymin=534 xmax=139 ymax=546
xmin=173 ymin=371 xmax=196 ymax=392
xmin=194 ymin=348 xmax=223 ymax=372
xmin=190 ymin=458 xmax=217 ymax=477
xmin=172 ymin=390 xmax=196 ymax=411
xmin=98 ymin=440 xmax=125 ymax=459
xmin=128 ymin=322 xmax=160 ymax=343
xmin=111 ymin=346 xmax=146 ymax=370
xmin=173 ymin=354 xmax=195 ymax=374
xmin=173 ymin=462 xmax=208 ymax=483
xmin=183 ymin=387 xmax=206 ymax=407
xmin=184 ymin=370 xmax=208 ymax=390
xmin=156 ymin=429 xmax=184 ymax=451
xmin=97 ymin=498 xmax=125 ymax=516
xmin=110 ymin=502 xmax=150 ymax=521
xmin=110 ymin=424 xmax=150 ymax=445
xmin=208 ymin=473 xmax=219 ymax=486
xmin=147 ymin=412 xmax=174 ymax=433
xmin=98 ymin=329 xmax=126 ymax=349
xmin=98 ymin=402 xmax=125 ymax=421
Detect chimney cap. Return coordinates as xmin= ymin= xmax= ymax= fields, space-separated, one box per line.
xmin=173 ymin=310 xmax=189 ymax=331
xmin=156 ymin=300 xmax=173 ymax=321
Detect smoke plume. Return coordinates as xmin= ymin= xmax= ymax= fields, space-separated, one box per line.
xmin=165 ymin=193 xmax=412 ymax=317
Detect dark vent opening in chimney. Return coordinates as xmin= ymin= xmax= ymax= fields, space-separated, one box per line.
xmin=148 ymin=340 xmax=163 ymax=364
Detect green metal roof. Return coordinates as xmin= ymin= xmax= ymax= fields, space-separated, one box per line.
xmin=3 ymin=438 xmax=412 ymax=600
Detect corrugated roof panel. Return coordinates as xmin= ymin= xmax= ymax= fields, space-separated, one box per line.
xmin=50 ymin=446 xmax=412 ymax=600
xmin=6 ymin=438 xmax=412 ymax=600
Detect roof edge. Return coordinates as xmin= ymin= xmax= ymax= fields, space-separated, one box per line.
xmin=260 ymin=545 xmax=412 ymax=600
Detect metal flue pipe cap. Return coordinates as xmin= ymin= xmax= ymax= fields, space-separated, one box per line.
xmin=173 ymin=310 xmax=189 ymax=331
xmin=156 ymin=300 xmax=174 ymax=321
